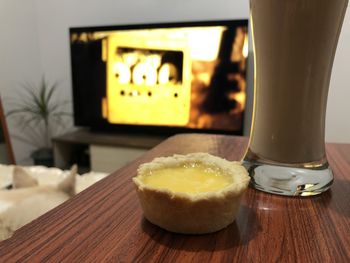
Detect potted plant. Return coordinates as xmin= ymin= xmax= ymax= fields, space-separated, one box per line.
xmin=6 ymin=77 xmax=71 ymax=166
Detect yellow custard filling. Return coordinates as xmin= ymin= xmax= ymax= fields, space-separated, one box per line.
xmin=141 ymin=164 xmax=232 ymax=194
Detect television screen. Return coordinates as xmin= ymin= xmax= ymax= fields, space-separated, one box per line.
xmin=70 ymin=20 xmax=249 ymax=135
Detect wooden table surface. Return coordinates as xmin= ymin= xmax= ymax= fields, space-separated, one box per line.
xmin=0 ymin=134 xmax=349 ymax=262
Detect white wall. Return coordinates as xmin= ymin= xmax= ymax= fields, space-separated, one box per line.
xmin=326 ymin=9 xmax=350 ymax=143
xmin=0 ymin=0 xmax=42 ymax=164
xmin=1 ymin=0 xmax=349 ymax=164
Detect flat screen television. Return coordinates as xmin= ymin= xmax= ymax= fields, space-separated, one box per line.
xmin=70 ymin=19 xmax=249 ymax=135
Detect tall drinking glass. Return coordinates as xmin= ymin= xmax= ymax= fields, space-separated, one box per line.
xmin=244 ymin=0 xmax=349 ymax=196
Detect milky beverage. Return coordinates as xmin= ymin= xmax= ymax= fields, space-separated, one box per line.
xmin=248 ymin=0 xmax=349 ymax=164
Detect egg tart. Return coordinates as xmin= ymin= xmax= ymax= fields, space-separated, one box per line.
xmin=133 ymin=153 xmax=250 ymax=234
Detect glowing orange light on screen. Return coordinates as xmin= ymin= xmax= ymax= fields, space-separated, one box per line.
xmin=98 ymin=26 xmax=247 ymax=129
xmin=103 ymin=28 xmax=196 ymax=126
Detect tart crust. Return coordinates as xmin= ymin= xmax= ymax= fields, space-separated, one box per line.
xmin=133 ymin=153 xmax=250 ymax=234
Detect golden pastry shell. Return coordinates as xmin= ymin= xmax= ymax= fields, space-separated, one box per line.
xmin=132 ymin=152 xmax=250 ymax=234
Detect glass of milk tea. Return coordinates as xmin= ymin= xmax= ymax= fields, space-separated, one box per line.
xmin=243 ymin=0 xmax=349 ymax=196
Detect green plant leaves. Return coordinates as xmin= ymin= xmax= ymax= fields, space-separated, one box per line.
xmin=5 ymin=76 xmax=72 ymax=149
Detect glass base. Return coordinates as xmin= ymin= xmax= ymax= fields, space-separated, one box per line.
xmin=243 ymin=160 xmax=333 ymax=196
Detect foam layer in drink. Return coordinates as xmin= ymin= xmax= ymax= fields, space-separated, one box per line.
xmin=249 ymin=0 xmax=348 ymax=164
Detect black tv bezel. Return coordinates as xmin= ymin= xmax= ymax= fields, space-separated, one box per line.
xmin=69 ymin=19 xmax=249 ymax=136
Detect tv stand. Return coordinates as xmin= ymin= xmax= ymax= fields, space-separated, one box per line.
xmin=52 ymin=129 xmax=166 ymax=173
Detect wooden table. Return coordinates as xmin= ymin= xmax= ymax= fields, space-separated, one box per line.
xmin=0 ymin=134 xmax=349 ymax=262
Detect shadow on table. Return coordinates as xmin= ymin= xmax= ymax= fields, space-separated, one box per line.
xmin=324 ymin=179 xmax=350 ymax=218
xmin=141 ymin=205 xmax=259 ymax=252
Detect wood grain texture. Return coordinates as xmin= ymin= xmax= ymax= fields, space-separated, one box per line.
xmin=0 ymin=134 xmax=349 ymax=262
